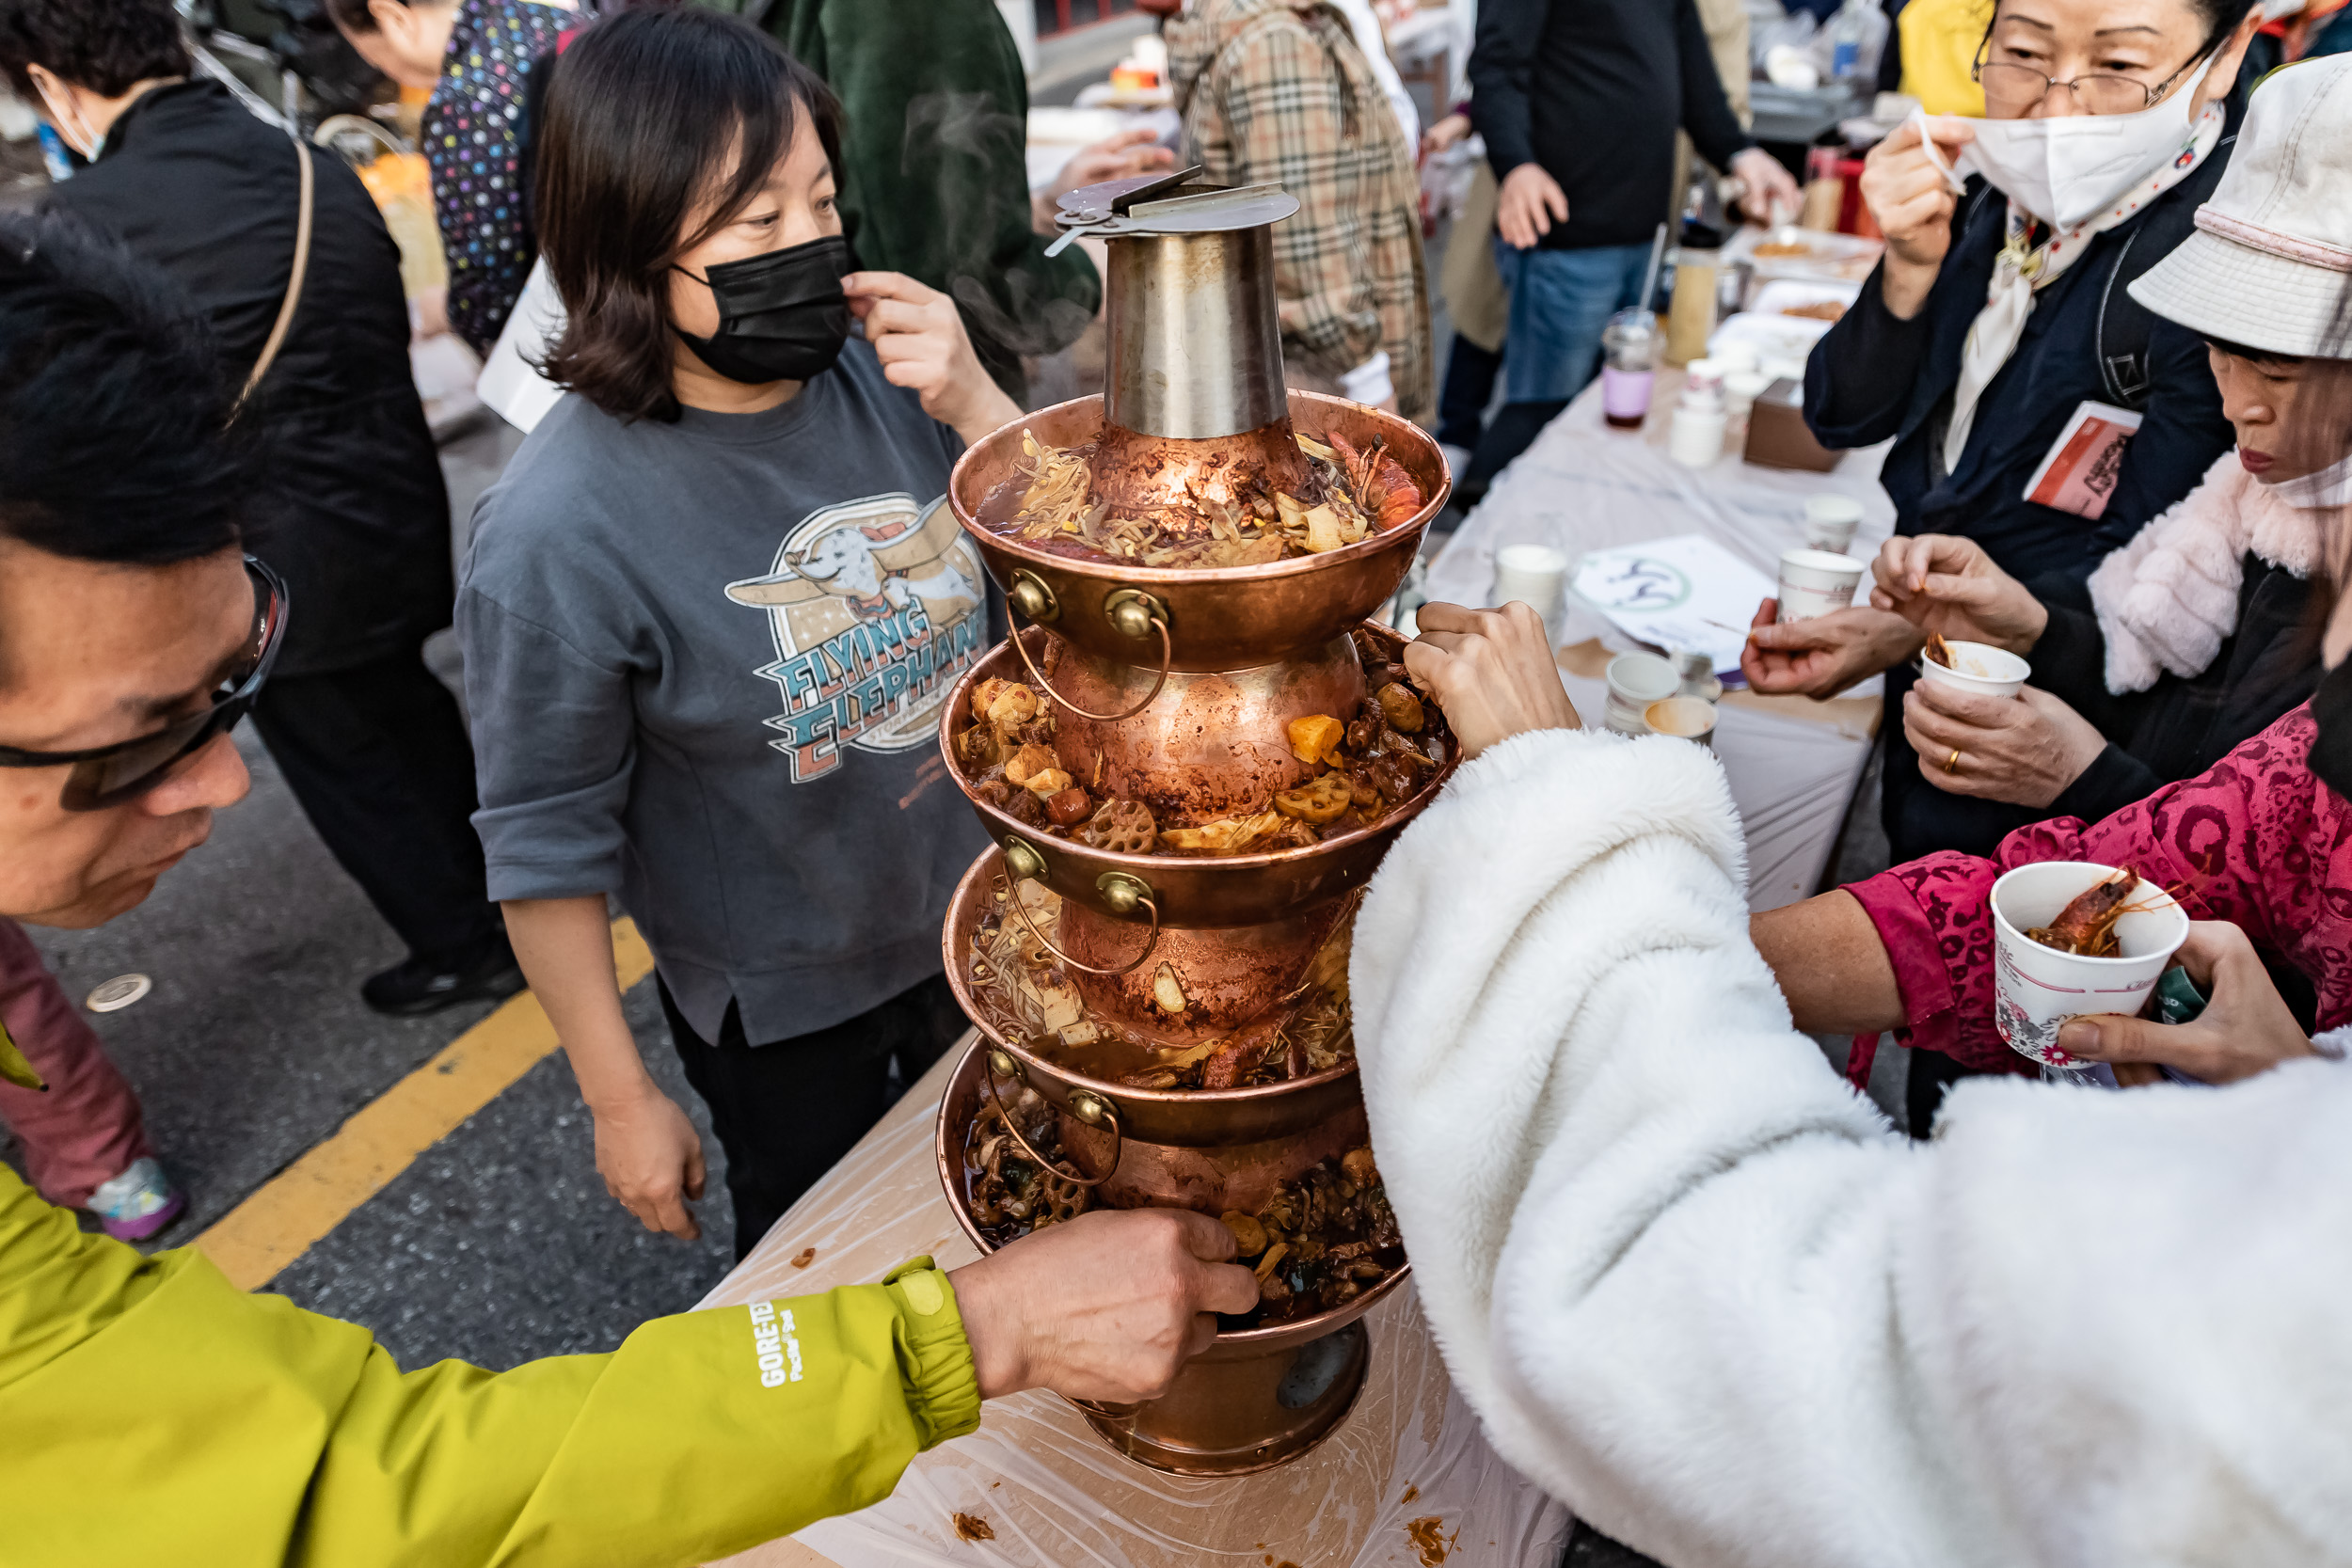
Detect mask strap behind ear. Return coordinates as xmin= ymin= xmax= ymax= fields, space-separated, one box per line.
xmin=33 ymin=80 xmax=98 ymax=161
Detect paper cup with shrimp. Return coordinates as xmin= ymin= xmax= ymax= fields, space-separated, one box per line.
xmin=1989 ymin=863 xmax=2189 ymax=1070
xmin=1917 ymin=633 xmax=2029 ymax=700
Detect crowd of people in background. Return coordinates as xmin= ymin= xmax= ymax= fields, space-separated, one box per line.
xmin=7 ymin=0 xmax=2352 ymax=1560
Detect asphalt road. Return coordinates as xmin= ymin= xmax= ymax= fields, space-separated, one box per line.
xmin=6 ymin=417 xmax=740 ymax=1371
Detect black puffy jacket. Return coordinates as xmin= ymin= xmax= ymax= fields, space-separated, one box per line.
xmin=50 ymin=80 xmax=452 ymax=677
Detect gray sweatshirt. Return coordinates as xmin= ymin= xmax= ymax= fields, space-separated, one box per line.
xmin=457 ymin=341 xmax=993 ymax=1044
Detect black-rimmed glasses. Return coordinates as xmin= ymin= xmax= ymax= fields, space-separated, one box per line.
xmin=0 ymin=555 xmax=288 ymax=811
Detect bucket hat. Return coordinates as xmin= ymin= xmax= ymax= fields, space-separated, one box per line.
xmin=2130 ymin=52 xmax=2352 ymax=358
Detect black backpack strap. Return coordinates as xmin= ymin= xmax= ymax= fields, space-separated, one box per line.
xmin=2092 ymin=134 xmax=2235 ymax=410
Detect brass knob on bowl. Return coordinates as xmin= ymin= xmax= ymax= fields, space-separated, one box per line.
xmin=1103 ymin=588 xmax=1166 ymax=641
xmin=1070 ymin=1091 xmax=1112 ymax=1127
xmin=987 ymin=1048 xmax=1023 ymax=1083
xmin=1003 ymin=835 xmax=1046 ymax=883
xmin=1008 ymin=569 xmax=1058 ymax=625
xmin=1096 ymin=871 xmax=1152 ymax=915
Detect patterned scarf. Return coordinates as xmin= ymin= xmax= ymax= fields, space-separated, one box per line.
xmin=1943 ymin=102 xmax=2226 ymax=473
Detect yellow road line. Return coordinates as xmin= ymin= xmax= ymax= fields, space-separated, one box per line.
xmin=195 ymin=917 xmax=656 ymax=1291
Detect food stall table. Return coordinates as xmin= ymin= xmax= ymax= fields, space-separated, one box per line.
xmin=703 ymin=1038 xmax=1571 ymax=1568
xmin=1423 ymin=368 xmax=1895 ymax=910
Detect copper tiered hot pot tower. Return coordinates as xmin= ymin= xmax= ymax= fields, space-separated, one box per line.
xmin=931 ymin=172 xmax=1452 ymax=1475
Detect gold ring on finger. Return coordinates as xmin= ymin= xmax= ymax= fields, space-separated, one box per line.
xmin=1945 ymin=747 xmax=1962 ymax=775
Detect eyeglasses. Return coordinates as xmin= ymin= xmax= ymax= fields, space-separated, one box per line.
xmin=1973 ymin=45 xmax=2210 ymax=117
xmin=0 ymin=556 xmax=288 ymax=812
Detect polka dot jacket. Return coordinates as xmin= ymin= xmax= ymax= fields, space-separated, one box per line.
xmin=423 ymin=0 xmax=570 ymax=356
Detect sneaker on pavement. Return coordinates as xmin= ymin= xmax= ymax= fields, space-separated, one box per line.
xmin=361 ymin=934 xmax=526 ymax=1017
xmin=90 ymin=1156 xmax=184 ymax=1242
xmin=1438 ymin=441 xmax=1473 ymax=479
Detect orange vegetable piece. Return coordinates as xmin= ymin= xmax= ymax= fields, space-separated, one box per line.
xmin=1287 ymin=714 xmax=1343 ymax=763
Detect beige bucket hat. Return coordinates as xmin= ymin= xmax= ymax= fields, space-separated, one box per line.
xmin=2130 ymin=52 xmax=2352 ymax=358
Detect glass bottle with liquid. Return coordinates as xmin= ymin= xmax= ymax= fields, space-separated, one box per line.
xmin=1823 ymin=0 xmax=1888 ymax=87
xmin=1664 ymin=218 xmax=1724 ymax=367
xmin=1600 ymin=309 xmax=1658 ymax=429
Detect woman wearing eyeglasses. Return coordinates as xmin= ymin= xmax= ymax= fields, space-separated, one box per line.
xmin=1740 ymin=0 xmax=2263 ymax=849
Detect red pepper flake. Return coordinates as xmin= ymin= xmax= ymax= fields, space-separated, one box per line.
xmin=952 ymin=1513 xmax=994 ymax=1543
xmin=790 ymin=1246 xmax=817 ymax=1268
xmin=1405 ymin=1516 xmax=1459 ymax=1566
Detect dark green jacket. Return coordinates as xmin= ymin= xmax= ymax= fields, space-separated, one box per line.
xmin=738 ymin=0 xmax=1103 ymax=397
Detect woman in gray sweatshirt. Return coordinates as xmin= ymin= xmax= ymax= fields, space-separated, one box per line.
xmin=459 ymin=10 xmax=1018 ymax=1257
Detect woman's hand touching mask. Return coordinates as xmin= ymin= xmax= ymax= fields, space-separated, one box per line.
xmin=843 ymin=271 xmax=1021 ymax=445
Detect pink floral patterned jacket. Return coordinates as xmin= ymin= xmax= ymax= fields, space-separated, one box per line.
xmin=1844 ymin=705 xmax=2345 ymax=1073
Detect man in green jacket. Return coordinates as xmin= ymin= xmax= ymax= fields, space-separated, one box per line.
xmin=746 ymin=0 xmax=1167 ymax=400
xmin=0 ymin=216 xmax=1255 ymax=1563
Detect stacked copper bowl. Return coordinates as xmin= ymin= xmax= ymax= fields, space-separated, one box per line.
xmin=933 ymin=173 xmax=1452 ymax=1475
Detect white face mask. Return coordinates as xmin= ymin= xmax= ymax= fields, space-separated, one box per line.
xmin=2271 ymin=450 xmax=2352 ymax=510
xmin=33 ymin=80 xmax=99 ymax=162
xmin=1955 ymin=54 xmax=2215 ymax=229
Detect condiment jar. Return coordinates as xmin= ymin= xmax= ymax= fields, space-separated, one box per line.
xmin=1600 ymin=309 xmax=1659 ymax=430
xmin=1665 ymin=228 xmax=1723 ymax=366
xmin=1667 ymin=383 xmax=1728 ymax=468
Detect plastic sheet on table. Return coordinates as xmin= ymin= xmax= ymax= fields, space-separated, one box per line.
xmin=703 ymin=1041 xmax=1571 ymax=1568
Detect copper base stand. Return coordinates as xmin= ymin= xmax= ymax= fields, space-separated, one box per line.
xmin=1074 ymin=1321 xmax=1369 ymax=1477
xmin=936 ymin=1037 xmax=1406 ymax=1478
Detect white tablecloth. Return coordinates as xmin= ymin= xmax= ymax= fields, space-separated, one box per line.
xmin=1424 ymin=371 xmax=1896 ymax=910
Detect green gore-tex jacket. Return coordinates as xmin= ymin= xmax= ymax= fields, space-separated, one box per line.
xmin=748 ymin=0 xmax=1103 ymax=400
xmin=0 ymin=1166 xmax=979 ymax=1565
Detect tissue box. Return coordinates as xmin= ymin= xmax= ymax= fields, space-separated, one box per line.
xmin=1743 ymin=377 xmax=1840 ymax=472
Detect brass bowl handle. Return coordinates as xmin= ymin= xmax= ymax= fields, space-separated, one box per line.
xmin=999 ymin=845 xmax=1162 ymax=976
xmin=1007 ymin=585 xmax=1173 ymax=722
xmin=979 ymin=1046 xmax=1122 ymax=1191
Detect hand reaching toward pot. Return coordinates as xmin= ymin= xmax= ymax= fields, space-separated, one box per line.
xmin=1403 ymin=601 xmax=1581 ymax=759
xmin=951 ymin=1208 xmax=1260 ymax=1403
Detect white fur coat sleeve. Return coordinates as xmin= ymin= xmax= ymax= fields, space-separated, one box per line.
xmin=1353 ymin=727 xmax=2352 ymax=1568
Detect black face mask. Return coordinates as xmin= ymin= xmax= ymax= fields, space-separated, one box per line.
xmin=674 ymin=233 xmax=851 ymax=385
xmin=2309 ymin=658 xmax=2352 ymax=804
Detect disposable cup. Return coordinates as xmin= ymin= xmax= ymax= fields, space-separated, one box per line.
xmin=1774 ymin=547 xmax=1864 ymax=622
xmin=1917 ymin=639 xmax=2030 ymax=700
xmin=1724 ymin=370 xmax=1772 ymax=420
xmin=1645 ymin=695 xmax=1717 ymax=748
xmin=1604 ymin=652 xmax=1679 ymax=736
xmin=1802 ymin=494 xmax=1863 ymax=554
xmin=1990 ymin=863 xmax=2188 ymax=1070
xmin=1492 ymin=544 xmax=1568 ymax=621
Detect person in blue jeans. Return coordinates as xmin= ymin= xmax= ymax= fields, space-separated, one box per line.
xmin=1460 ymin=0 xmax=1798 ymax=503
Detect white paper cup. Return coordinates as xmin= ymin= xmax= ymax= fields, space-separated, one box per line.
xmin=1917 ymin=639 xmax=2030 ymax=700
xmin=1774 ymin=547 xmax=1864 ymax=622
xmin=1802 ymin=494 xmax=1863 ymax=554
xmin=1724 ymin=369 xmax=1772 ymax=419
xmin=1492 ymin=543 xmax=1568 ymax=621
xmin=1645 ymin=695 xmax=1717 ymax=747
xmin=1990 ymin=863 xmax=2188 ymax=1069
xmin=1604 ymin=652 xmax=1679 ymax=736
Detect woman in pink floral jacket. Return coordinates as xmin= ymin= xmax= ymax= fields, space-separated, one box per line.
xmin=1757 ymin=703 xmax=2344 ymax=1091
